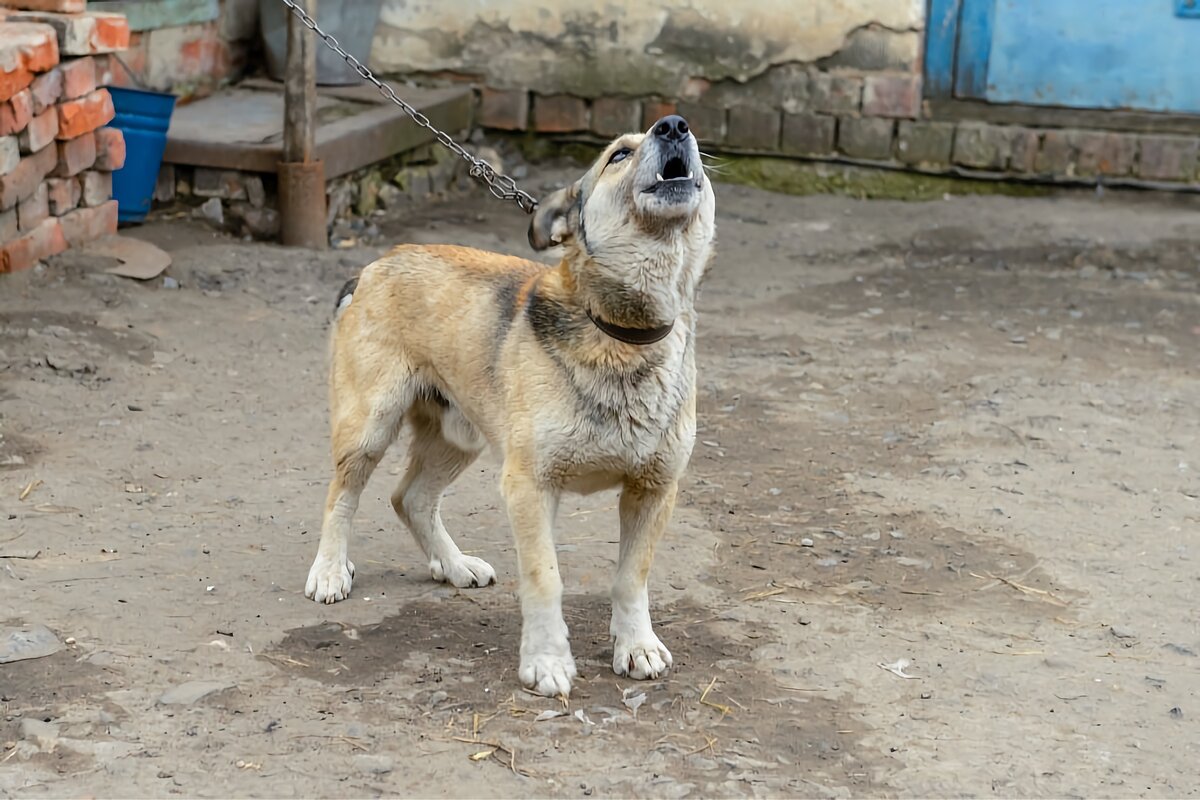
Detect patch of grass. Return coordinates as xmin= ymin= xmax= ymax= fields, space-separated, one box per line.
xmin=708 ymin=156 xmax=1051 ymax=200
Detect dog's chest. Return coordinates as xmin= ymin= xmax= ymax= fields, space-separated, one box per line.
xmin=545 ymin=352 xmax=692 ymax=480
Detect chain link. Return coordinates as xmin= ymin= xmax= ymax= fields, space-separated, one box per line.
xmin=278 ymin=0 xmax=539 ymax=214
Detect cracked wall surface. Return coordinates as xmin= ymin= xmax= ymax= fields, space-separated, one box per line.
xmin=371 ymin=0 xmax=924 ymax=97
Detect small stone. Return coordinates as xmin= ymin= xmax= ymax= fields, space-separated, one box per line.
xmin=1109 ymin=626 xmax=1137 ymax=640
xmin=377 ymin=182 xmax=404 ymax=210
xmin=425 ymin=690 xmax=448 ymax=707
xmin=0 ymin=624 xmax=63 ymax=663
xmin=920 ymin=691 xmax=932 ymax=700
xmin=157 ymin=680 xmax=234 ymax=705
xmin=1169 ymin=706 xmax=1183 ymax=719
xmin=353 ymin=754 xmax=394 ymax=775
xmin=800 ymin=538 xmax=814 ymax=547
xmin=162 ymin=276 xmax=179 ymax=290
xmin=196 ymin=197 xmax=223 ymax=226
xmin=19 ymin=718 xmax=59 ymax=750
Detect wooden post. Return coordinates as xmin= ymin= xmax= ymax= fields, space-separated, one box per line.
xmin=278 ymin=0 xmax=327 ymax=249
xmin=282 ymin=0 xmax=317 ymax=164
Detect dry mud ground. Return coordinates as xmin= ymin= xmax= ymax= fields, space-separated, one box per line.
xmin=1 ymin=172 xmax=1198 ymax=798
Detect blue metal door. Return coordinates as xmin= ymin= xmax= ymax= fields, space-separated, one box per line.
xmin=926 ymin=0 xmax=1200 ymax=114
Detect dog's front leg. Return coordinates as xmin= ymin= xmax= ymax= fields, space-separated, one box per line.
xmin=501 ymin=461 xmax=575 ymax=698
xmin=611 ymin=480 xmax=676 ymax=680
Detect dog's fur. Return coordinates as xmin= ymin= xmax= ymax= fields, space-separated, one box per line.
xmin=304 ymin=117 xmax=716 ymax=697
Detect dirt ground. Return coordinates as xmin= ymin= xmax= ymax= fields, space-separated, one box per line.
xmin=1 ymin=167 xmax=1198 ymax=798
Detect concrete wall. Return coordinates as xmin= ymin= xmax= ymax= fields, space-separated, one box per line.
xmin=371 ymin=0 xmax=923 ymax=98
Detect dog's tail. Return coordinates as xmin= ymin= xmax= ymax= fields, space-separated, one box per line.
xmin=333 ymin=277 xmax=358 ymax=316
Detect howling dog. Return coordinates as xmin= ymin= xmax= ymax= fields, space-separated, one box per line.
xmin=304 ymin=115 xmax=716 ymax=697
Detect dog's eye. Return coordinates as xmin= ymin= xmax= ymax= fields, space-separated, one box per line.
xmin=608 ymin=147 xmax=633 ymax=165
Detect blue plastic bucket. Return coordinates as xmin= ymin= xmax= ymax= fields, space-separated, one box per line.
xmin=107 ymin=87 xmax=176 ymax=224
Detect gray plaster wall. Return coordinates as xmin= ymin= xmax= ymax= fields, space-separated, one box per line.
xmin=370 ymin=0 xmax=924 ymax=97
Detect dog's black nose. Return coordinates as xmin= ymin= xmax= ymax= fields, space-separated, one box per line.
xmin=652 ymin=115 xmax=689 ymax=141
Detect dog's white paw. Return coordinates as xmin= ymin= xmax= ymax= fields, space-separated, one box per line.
xmin=305 ymin=554 xmax=355 ymax=604
xmin=613 ymin=634 xmax=672 ymax=680
xmin=430 ymin=554 xmax=496 ymax=589
xmin=519 ymin=648 xmax=577 ymax=698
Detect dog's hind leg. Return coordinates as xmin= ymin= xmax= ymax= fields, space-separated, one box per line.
xmin=392 ymin=400 xmax=495 ymax=589
xmin=305 ymin=372 xmax=409 ymax=604
xmin=610 ymin=480 xmax=676 ymax=679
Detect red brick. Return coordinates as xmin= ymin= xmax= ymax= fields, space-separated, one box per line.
xmin=0 ymin=207 xmax=17 ymax=241
xmin=532 ymin=94 xmax=588 ymax=133
xmin=726 ymin=106 xmax=782 ymax=150
xmin=590 ymin=96 xmax=641 ymax=137
xmin=28 ymin=65 xmax=61 ymax=113
xmin=17 ymin=108 xmax=58 ymax=153
xmin=93 ymin=35 xmax=147 ymax=89
xmin=50 ymin=130 xmax=94 ymax=176
xmin=478 ymin=88 xmax=529 ymax=131
xmin=57 ymin=55 xmax=95 ymax=99
xmin=1137 ymin=135 xmax=1198 ymax=181
xmin=0 ymin=67 xmax=35 ymax=104
xmin=676 ymin=102 xmax=726 ymax=144
xmin=3 ymin=1 xmax=86 ymax=12
xmin=812 ymin=74 xmax=862 ymax=114
xmin=1034 ymin=130 xmax=1076 ymax=174
xmin=93 ymin=125 xmax=124 ymax=171
xmin=0 ymin=216 xmax=66 ymax=274
xmin=16 ymin=179 xmax=48 ymax=231
xmin=58 ymin=197 xmax=116 ymax=245
xmin=7 ymin=11 xmax=130 ymax=57
xmin=0 ymin=89 xmax=33 ymax=135
xmin=0 ymin=21 xmax=60 ymax=102
xmin=56 ymin=87 xmax=113 ymax=139
xmin=641 ymin=99 xmax=677 ymax=131
xmin=1 ymin=135 xmax=18 ymax=174
xmin=45 ymin=174 xmax=78 ymax=214
xmin=861 ymin=74 xmax=922 ymax=119
xmin=1008 ymin=128 xmax=1040 ymax=173
xmin=0 ymin=141 xmax=56 ymax=208
xmin=78 ymin=169 xmax=110 ymax=207
xmin=0 ymin=22 xmax=60 ymax=73
xmin=782 ymin=113 xmax=836 ymax=156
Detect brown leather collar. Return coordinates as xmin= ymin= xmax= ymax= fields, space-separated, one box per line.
xmin=586 ymin=310 xmax=674 ymax=345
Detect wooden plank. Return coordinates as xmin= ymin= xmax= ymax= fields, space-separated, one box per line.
xmin=952 ymin=0 xmax=995 ymax=100
xmin=316 ymin=89 xmax=472 ymax=178
xmin=924 ymin=0 xmax=963 ymax=100
xmin=163 ymin=86 xmax=474 ymax=177
xmin=282 ymin=0 xmax=319 ymax=164
xmin=90 ymin=0 xmax=218 ymax=32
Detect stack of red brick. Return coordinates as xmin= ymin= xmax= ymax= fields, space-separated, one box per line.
xmin=1 ymin=0 xmax=129 ymax=274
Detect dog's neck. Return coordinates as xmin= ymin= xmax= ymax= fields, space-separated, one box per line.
xmin=560 ymin=240 xmax=709 ymax=332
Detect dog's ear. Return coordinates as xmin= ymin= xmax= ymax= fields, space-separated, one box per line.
xmin=528 ymin=183 xmax=580 ymax=251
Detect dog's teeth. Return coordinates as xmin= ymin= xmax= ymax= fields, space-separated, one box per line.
xmin=656 ymin=172 xmax=665 ymax=182
xmin=687 ymin=171 xmax=694 ymax=179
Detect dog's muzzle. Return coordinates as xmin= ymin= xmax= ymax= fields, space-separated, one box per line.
xmin=642 ymin=115 xmax=702 ymax=198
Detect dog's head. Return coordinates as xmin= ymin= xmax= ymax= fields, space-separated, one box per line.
xmin=528 ymin=115 xmax=715 ymax=260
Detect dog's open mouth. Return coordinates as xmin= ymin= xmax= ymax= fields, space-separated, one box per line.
xmin=644 ymin=155 xmax=699 ymax=194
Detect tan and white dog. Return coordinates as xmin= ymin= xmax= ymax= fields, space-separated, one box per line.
xmin=303 ymin=115 xmax=716 ymax=697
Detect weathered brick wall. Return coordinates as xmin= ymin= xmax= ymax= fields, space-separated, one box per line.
xmin=373 ymin=1 xmax=1198 ymax=188
xmin=95 ymin=0 xmax=257 ymax=101
xmin=470 ymin=84 xmax=1199 ymax=188
xmin=2 ymin=3 xmax=129 ymax=273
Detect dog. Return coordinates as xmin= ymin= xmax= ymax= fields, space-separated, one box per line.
xmin=303 ymin=115 xmax=716 ymax=697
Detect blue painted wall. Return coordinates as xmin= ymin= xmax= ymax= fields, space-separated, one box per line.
xmin=985 ymin=0 xmax=1199 ymax=113
xmin=927 ymin=0 xmax=1200 ymax=115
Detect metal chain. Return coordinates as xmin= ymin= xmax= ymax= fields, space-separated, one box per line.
xmin=278 ymin=0 xmax=539 ymax=214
